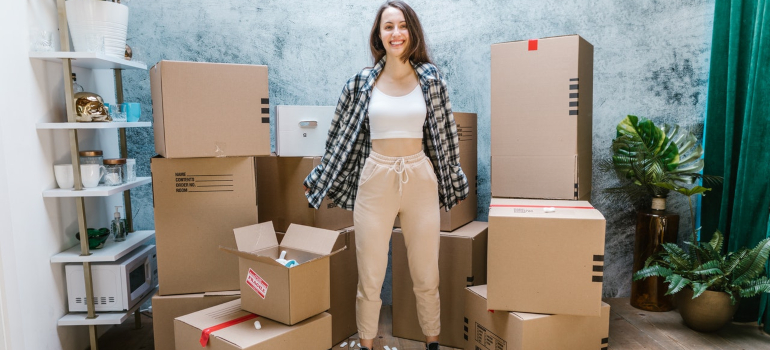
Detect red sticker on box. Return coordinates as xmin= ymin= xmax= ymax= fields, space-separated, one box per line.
xmin=246 ymin=268 xmax=268 ymax=299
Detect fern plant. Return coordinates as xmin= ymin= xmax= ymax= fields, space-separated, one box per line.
xmin=633 ymin=231 xmax=770 ymax=304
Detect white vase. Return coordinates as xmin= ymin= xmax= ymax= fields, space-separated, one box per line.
xmin=65 ymin=0 xmax=129 ymax=58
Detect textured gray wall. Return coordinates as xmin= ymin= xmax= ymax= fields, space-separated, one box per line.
xmin=122 ymin=0 xmax=714 ymax=299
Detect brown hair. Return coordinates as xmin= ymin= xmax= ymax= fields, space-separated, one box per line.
xmin=369 ymin=1 xmax=432 ymax=65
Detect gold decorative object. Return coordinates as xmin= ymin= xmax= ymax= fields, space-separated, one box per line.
xmin=125 ymin=44 xmax=132 ymax=60
xmin=74 ymin=92 xmax=111 ymax=122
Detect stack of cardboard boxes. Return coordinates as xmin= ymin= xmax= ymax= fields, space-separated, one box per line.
xmin=148 ymin=61 xmax=358 ymax=349
xmin=462 ymin=35 xmax=610 ymax=350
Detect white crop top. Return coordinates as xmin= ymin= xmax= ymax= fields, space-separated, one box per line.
xmin=368 ymin=84 xmax=427 ymax=139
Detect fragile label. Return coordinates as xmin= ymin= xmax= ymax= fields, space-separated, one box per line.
xmin=475 ymin=323 xmax=507 ymax=350
xmin=246 ymin=268 xmax=268 ymax=299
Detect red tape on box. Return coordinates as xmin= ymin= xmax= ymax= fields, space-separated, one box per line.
xmin=489 ymin=204 xmax=593 ymax=209
xmin=528 ymin=39 xmax=538 ymax=51
xmin=199 ymin=314 xmax=259 ymax=347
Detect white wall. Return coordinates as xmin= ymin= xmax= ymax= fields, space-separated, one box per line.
xmin=0 ymin=1 xmax=126 ymax=349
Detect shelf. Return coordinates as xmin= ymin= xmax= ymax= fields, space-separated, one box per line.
xmin=43 ymin=177 xmax=151 ymax=198
xmin=37 ymin=122 xmax=151 ymax=130
xmin=29 ymin=51 xmax=148 ymax=70
xmin=51 ymin=230 xmax=155 ymax=263
xmin=58 ymin=287 xmax=157 ymax=326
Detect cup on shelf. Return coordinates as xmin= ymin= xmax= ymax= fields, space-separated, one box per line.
xmin=126 ymin=102 xmax=141 ymax=122
xmin=30 ymin=28 xmax=54 ymax=52
xmin=80 ymin=164 xmax=106 ymax=188
xmin=54 ymin=164 xmax=74 ymax=189
xmin=126 ymin=159 xmax=136 ymax=182
xmin=111 ymin=103 xmax=127 ymax=122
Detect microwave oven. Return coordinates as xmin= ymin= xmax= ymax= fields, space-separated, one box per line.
xmin=66 ymin=244 xmax=157 ymax=312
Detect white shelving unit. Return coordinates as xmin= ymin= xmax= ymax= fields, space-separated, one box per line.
xmin=29 ymin=51 xmax=148 ymax=70
xmin=43 ymin=177 xmax=151 ymax=198
xmin=51 ymin=230 xmax=155 ymax=263
xmin=36 ymin=121 xmax=152 ymax=129
xmin=57 ymin=288 xmax=157 ymax=326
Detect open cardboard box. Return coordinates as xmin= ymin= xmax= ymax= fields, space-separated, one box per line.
xmin=220 ymin=222 xmax=346 ymax=325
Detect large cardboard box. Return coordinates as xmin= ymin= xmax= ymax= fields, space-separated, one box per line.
xmin=275 ymin=105 xmax=335 ymax=157
xmin=392 ymin=221 xmax=488 ymax=348
xmin=174 ymin=299 xmax=332 ymax=350
xmin=395 ymin=112 xmax=478 ymax=231
xmin=464 ymin=285 xmax=610 ymax=350
xmin=491 ymin=35 xmax=593 ymax=200
xmin=220 ymin=222 xmax=345 ymax=325
xmin=256 ymin=156 xmax=353 ymax=233
xmin=152 ymin=156 xmax=258 ymax=295
xmin=487 ymin=198 xmax=605 ymax=316
xmin=150 ymin=60 xmax=271 ymax=158
xmin=276 ymin=227 xmax=357 ymax=345
xmin=152 ymin=291 xmax=240 ymax=350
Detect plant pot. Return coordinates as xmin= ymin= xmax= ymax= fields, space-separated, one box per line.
xmin=65 ymin=0 xmax=129 ymax=58
xmin=630 ymin=197 xmax=679 ymax=312
xmin=675 ymin=288 xmax=739 ymax=332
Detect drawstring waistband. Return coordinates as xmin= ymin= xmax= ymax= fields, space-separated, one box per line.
xmin=368 ymin=150 xmax=426 ymax=195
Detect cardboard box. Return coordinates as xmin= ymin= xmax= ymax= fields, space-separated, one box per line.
xmin=152 ymin=291 xmax=240 ymax=350
xmin=392 ymin=221 xmax=488 ymax=349
xmin=150 ymin=60 xmax=271 ymax=158
xmin=491 ymin=35 xmax=593 ymax=200
xmin=275 ymin=105 xmax=335 ymax=157
xmin=395 ymin=112 xmax=478 ymax=231
xmin=277 ymin=227 xmax=358 ymax=345
xmin=152 ymin=156 xmax=258 ymax=295
xmin=464 ymin=285 xmax=610 ymax=350
xmin=174 ymin=299 xmax=332 ymax=350
xmin=256 ymin=156 xmax=353 ymax=233
xmin=220 ymin=222 xmax=345 ymax=325
xmin=487 ymin=198 xmax=605 ymax=316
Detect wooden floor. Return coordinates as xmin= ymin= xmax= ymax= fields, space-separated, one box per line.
xmin=99 ymin=299 xmax=770 ymax=350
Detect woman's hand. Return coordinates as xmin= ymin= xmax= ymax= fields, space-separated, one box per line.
xmin=304 ymin=184 xmax=309 ymax=194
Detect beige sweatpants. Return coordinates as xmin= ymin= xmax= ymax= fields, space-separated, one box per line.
xmin=354 ymin=150 xmax=441 ymax=340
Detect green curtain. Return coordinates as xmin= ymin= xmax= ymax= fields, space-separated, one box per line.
xmin=701 ymin=0 xmax=770 ymax=330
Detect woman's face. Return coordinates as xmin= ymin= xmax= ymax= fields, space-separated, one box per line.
xmin=379 ymin=7 xmax=409 ymax=58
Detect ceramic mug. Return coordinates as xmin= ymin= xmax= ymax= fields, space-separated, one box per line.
xmin=81 ymin=164 xmax=106 ymax=188
xmin=126 ymin=102 xmax=140 ymax=122
xmin=54 ymin=164 xmax=74 ymax=189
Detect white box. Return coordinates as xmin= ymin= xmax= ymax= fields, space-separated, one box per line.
xmin=276 ymin=106 xmax=335 ymax=157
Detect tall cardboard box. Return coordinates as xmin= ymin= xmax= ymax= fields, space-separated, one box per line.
xmin=152 ymin=291 xmax=240 ymax=350
xmin=395 ymin=112 xmax=478 ymax=231
xmin=276 ymin=227 xmax=358 ymax=345
xmin=150 ymin=60 xmax=271 ymax=158
xmin=487 ymin=198 xmax=605 ymax=316
xmin=491 ymin=35 xmax=593 ymax=200
xmin=152 ymin=156 xmax=258 ymax=295
xmin=174 ymin=299 xmax=332 ymax=350
xmin=256 ymin=156 xmax=353 ymax=233
xmin=392 ymin=221 xmax=488 ymax=348
xmin=220 ymin=222 xmax=345 ymax=325
xmin=464 ymin=285 xmax=610 ymax=350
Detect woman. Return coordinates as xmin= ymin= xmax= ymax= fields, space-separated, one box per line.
xmin=304 ymin=1 xmax=468 ymax=349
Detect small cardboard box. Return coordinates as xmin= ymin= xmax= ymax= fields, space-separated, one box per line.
xmin=275 ymin=105 xmax=336 ymax=157
xmin=491 ymin=35 xmax=593 ymax=200
xmin=150 ymin=60 xmax=271 ymax=158
xmin=152 ymin=156 xmax=258 ymax=295
xmin=277 ymin=227 xmax=358 ymax=345
xmin=220 ymin=222 xmax=345 ymax=325
xmin=392 ymin=221 xmax=488 ymax=349
xmin=256 ymin=156 xmax=353 ymax=232
xmin=395 ymin=112 xmax=478 ymax=231
xmin=174 ymin=299 xmax=332 ymax=350
xmin=464 ymin=285 xmax=610 ymax=350
xmin=152 ymin=291 xmax=240 ymax=350
xmin=487 ymin=198 xmax=606 ymax=316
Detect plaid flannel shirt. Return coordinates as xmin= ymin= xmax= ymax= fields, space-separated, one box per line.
xmin=304 ymin=57 xmax=469 ymax=211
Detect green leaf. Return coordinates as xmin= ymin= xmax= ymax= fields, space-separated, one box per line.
xmin=665 ymin=274 xmax=691 ymax=295
xmin=739 ymin=277 xmax=770 ymax=298
xmin=633 ymin=265 xmax=673 ymax=281
xmin=691 ymin=281 xmax=710 ymax=298
xmin=660 ymin=243 xmax=694 ymax=270
xmin=733 ymin=237 xmax=770 ymax=285
xmin=709 ymin=231 xmax=724 ymax=252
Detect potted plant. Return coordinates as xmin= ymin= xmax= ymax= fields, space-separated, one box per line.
xmin=604 ymin=115 xmax=717 ymax=311
xmin=633 ymin=228 xmax=770 ymax=332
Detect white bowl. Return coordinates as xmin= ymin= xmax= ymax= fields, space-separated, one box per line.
xmin=66 ymin=0 xmax=129 ymax=54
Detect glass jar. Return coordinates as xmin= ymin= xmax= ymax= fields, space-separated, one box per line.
xmin=103 ymin=158 xmax=127 ymax=186
xmin=79 ymin=150 xmax=103 ymax=165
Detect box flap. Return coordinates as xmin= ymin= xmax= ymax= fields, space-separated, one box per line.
xmin=233 ymin=222 xmax=278 ymax=252
xmin=467 ymin=284 xmax=488 ymax=299
xmin=489 ymin=198 xmax=605 ymax=220
xmin=441 ymin=221 xmax=488 ymax=239
xmin=219 ymin=246 xmax=286 ymax=267
xmin=281 ymin=224 xmax=340 ymax=255
xmin=204 ymin=291 xmax=241 ymax=297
